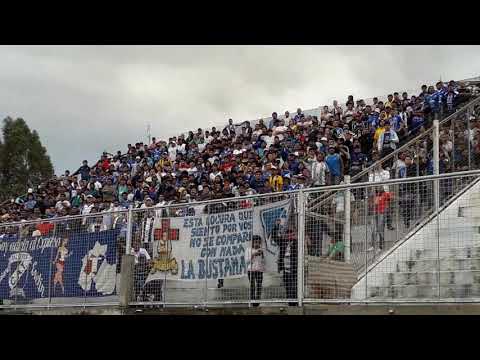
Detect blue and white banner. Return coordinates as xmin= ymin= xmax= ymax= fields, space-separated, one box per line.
xmin=0 ymin=229 xmax=120 ymax=301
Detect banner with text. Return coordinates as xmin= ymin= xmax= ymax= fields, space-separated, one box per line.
xmin=146 ymin=198 xmax=292 ymax=282
xmin=0 ymin=228 xmax=119 ymax=301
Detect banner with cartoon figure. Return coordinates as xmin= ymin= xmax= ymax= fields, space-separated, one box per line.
xmin=0 ymin=228 xmax=119 ymax=302
xmin=146 ymin=198 xmax=292 ymax=283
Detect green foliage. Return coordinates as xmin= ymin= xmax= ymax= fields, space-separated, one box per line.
xmin=0 ymin=117 xmax=54 ymax=202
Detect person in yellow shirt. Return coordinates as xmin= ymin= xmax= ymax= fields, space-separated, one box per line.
xmin=268 ymin=166 xmax=284 ymax=192
xmin=384 ymin=94 xmax=394 ymax=109
xmin=374 ymin=119 xmax=386 ymax=145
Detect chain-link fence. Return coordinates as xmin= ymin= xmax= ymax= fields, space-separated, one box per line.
xmin=3 ymin=171 xmax=480 ymax=308
xmin=0 ymin=210 xmax=127 ymax=308
xmin=304 ymin=170 xmax=480 ymax=303
xmin=128 ymin=192 xmax=300 ymax=307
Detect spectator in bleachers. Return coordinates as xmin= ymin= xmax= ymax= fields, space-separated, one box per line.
xmin=0 ymin=79 xmax=476 ymax=225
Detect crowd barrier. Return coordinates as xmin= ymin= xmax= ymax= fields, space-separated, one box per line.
xmin=2 ymin=170 xmax=480 ymax=308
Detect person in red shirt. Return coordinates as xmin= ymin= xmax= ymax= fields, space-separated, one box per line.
xmin=370 ymin=188 xmax=394 ymax=252
xmin=37 ymin=221 xmax=54 ymax=236
xmin=96 ymin=155 xmax=111 ymax=172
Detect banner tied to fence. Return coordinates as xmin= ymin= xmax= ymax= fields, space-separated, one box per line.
xmin=146 ymin=198 xmax=292 ymax=282
xmin=0 ymin=229 xmax=119 ymax=301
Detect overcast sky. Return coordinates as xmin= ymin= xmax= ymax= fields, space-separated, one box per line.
xmin=1 ymin=45 xmax=479 ymax=174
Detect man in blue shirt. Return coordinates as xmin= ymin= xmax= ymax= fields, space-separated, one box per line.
xmin=269 ymin=112 xmax=279 ymax=129
xmin=287 ymin=153 xmax=300 ymax=174
xmin=325 ymin=147 xmax=343 ymax=185
xmin=249 ymin=170 xmax=265 ymax=192
xmin=294 ymin=108 xmax=305 ymax=123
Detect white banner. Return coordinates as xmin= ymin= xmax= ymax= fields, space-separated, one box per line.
xmin=145 ymin=198 xmax=292 ymax=282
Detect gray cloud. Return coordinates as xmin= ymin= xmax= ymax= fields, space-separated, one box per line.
xmin=0 ymin=45 xmax=478 ymax=173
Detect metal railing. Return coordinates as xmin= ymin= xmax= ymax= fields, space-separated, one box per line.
xmin=307 ymin=94 xmax=480 ymax=214
xmin=2 ymin=171 xmax=480 ymax=308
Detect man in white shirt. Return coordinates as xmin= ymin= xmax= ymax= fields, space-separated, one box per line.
xmin=82 ymin=195 xmax=96 ymax=215
xmin=272 ymin=119 xmax=288 ymax=140
xmin=262 ymin=129 xmax=275 ymax=150
xmin=368 ymin=164 xmax=395 ymax=231
xmin=168 ymin=142 xmax=178 ymax=161
xmin=131 ymin=241 xmax=152 ymax=301
xmin=209 ymin=163 xmax=223 ymax=182
xmin=283 ymin=110 xmax=294 ymax=127
xmin=331 ymin=100 xmax=343 ymax=117
xmin=81 ymin=194 xmax=97 ymax=225
xmin=343 ymin=102 xmax=355 ymax=124
xmin=377 ymin=123 xmax=400 ymax=170
xmin=176 ymin=140 xmax=186 ymax=155
xmin=131 ymin=242 xmax=151 ymax=265
xmin=311 ymin=152 xmax=330 ymax=186
xmin=204 ymin=131 xmax=214 ymax=144
xmin=368 ymin=164 xmax=390 ymax=192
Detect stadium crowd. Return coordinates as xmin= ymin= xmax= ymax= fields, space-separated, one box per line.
xmin=1 ymin=79 xmax=478 ymax=224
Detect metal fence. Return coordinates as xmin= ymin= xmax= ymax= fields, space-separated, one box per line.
xmin=128 ymin=192 xmax=300 ymax=307
xmin=3 ymin=171 xmax=480 ymax=309
xmin=0 ymin=210 xmax=127 ymax=308
xmin=304 ymin=170 xmax=480 ymax=303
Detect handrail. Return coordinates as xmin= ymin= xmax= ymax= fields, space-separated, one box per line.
xmin=307 ymin=95 xmax=480 ymax=213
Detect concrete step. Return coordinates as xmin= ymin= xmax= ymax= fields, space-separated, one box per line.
xmin=368 ymin=284 xmax=480 ymax=299
xmin=409 ymin=246 xmax=480 ymax=260
xmin=380 ymin=270 xmax=480 ymax=287
xmin=395 ymin=258 xmax=480 ymax=272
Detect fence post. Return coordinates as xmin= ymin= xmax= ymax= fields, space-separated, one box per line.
xmin=364 ymin=187 xmax=369 ymax=301
xmin=433 ymin=119 xmax=440 ymax=211
xmin=125 ymin=206 xmax=133 ymax=255
xmin=297 ymin=191 xmax=305 ymax=307
xmin=119 ymin=254 xmax=135 ymax=309
xmin=432 ymin=119 xmax=441 ymax=298
xmin=343 ymin=175 xmax=351 ymax=263
xmin=467 ymin=106 xmax=472 ymax=170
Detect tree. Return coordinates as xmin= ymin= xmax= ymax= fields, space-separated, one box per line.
xmin=0 ymin=117 xmax=54 ymax=202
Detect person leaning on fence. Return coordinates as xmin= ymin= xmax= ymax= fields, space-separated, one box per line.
xmin=245 ymin=235 xmax=265 ymax=307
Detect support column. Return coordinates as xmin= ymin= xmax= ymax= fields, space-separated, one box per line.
xmin=119 ymin=254 xmax=135 ymax=308
xmin=125 ymin=206 xmax=133 ymax=255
